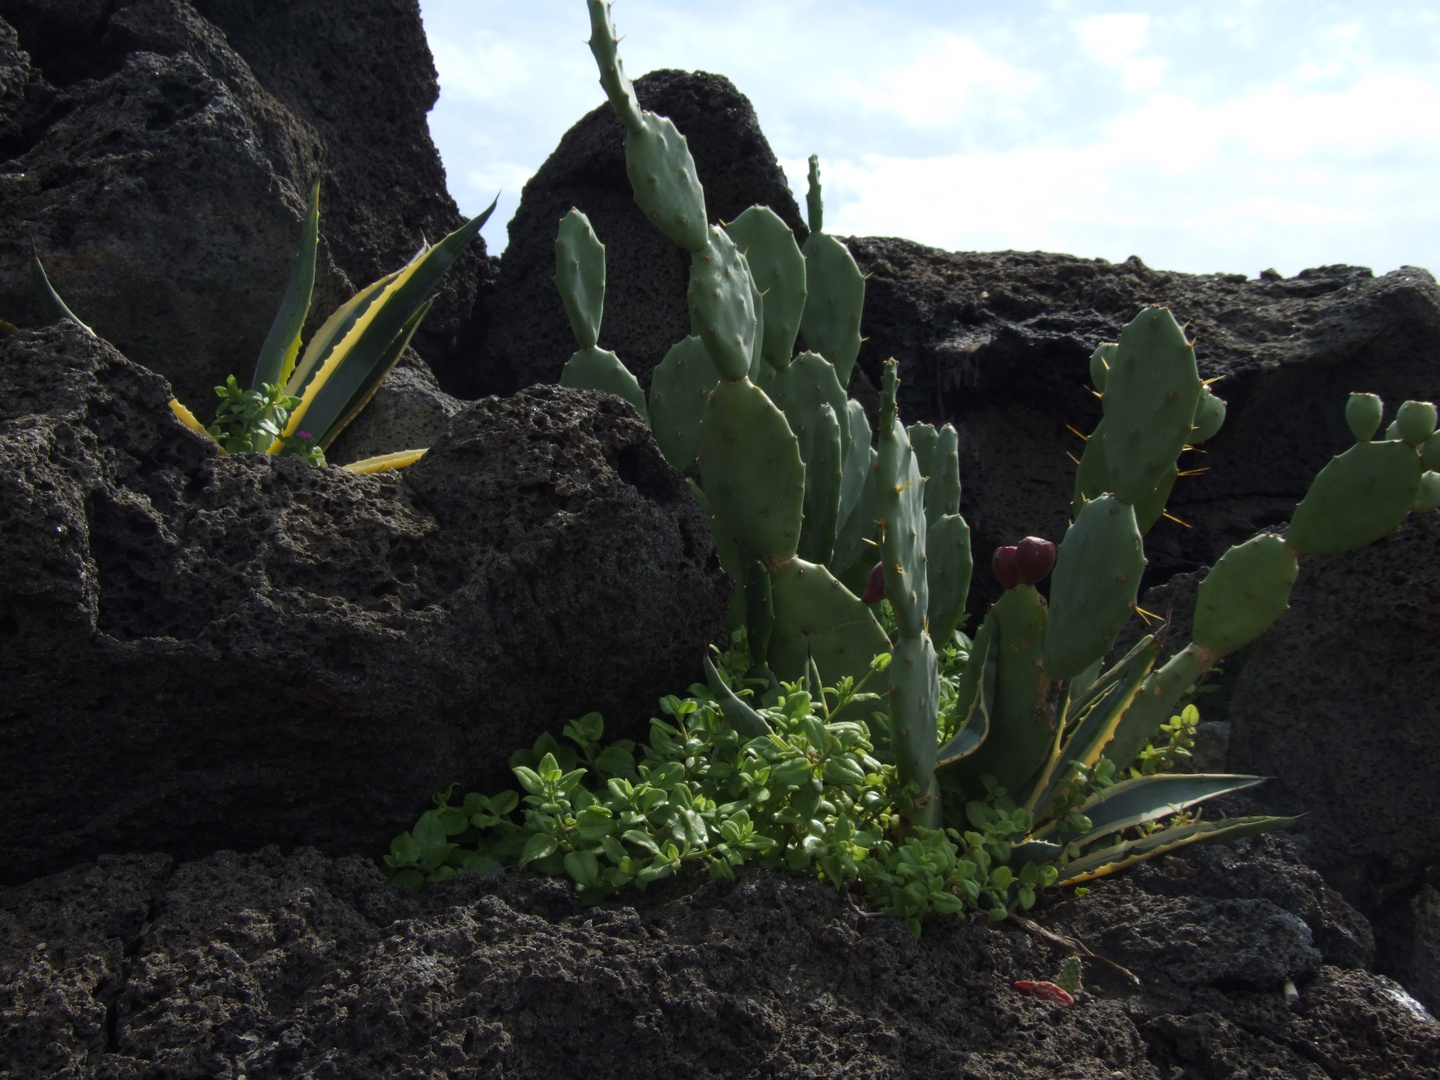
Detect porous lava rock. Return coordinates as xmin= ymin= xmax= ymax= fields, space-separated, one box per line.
xmin=1 ymin=836 xmax=1435 ymax=1079
xmin=0 ymin=0 xmax=490 ymax=409
xmin=473 ymin=68 xmax=806 ymax=401
xmin=0 ymin=325 xmax=728 ymax=884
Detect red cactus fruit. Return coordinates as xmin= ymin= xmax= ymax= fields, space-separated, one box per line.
xmin=1014 ymin=536 xmax=1056 ymax=585
xmin=1014 ymin=980 xmax=1075 ymax=1007
xmin=992 ymin=545 xmax=1020 ymax=590
xmin=860 ymin=562 xmax=887 ymax=604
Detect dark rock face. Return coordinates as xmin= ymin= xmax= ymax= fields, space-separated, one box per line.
xmin=0 ymin=0 xmax=490 ymax=409
xmin=0 ymin=326 xmax=729 ymax=884
xmin=3 ymin=838 xmax=1435 ymax=1080
xmin=472 ymin=69 xmax=806 ymax=401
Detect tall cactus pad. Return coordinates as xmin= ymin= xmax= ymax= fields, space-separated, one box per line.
xmin=586 ymin=0 xmax=642 ymax=132
xmin=1100 ymin=308 xmax=1202 ymax=506
xmin=1286 ymin=439 xmax=1422 ymax=555
xmin=628 ymin=113 xmax=709 ymax=252
xmin=799 ymin=233 xmax=866 ymax=388
xmin=798 ymin=404 xmax=843 ymax=565
xmin=725 ymin=206 xmax=806 ymax=370
xmin=768 ymin=558 xmax=890 ymax=686
xmin=1193 ymin=533 xmax=1298 ymax=655
xmin=837 ymin=399 xmax=874 ymax=530
xmin=930 ymin=425 xmax=962 ymax=524
xmin=555 ymin=210 xmax=606 ymax=349
xmin=805 ymin=154 xmax=823 ymax=233
xmin=697 ymin=379 xmax=805 ymax=561
xmin=908 ymin=424 xmax=939 ymax=488
xmin=648 ymin=335 xmax=718 ymax=470
xmin=690 ymin=229 xmax=759 ymax=380
xmin=878 ymin=362 xmax=929 ymax=637
xmin=952 ymin=587 xmax=1055 ymax=796
xmin=559 ymin=348 xmax=648 ymax=422
xmin=769 ymin=351 xmax=850 ymax=463
xmin=889 ymin=631 xmax=942 ymax=828
xmin=1044 ymin=494 xmax=1144 ymax=680
xmin=926 ymin=513 xmax=972 ymax=643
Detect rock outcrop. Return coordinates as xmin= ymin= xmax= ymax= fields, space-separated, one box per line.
xmin=0 ymin=326 xmax=729 ymax=884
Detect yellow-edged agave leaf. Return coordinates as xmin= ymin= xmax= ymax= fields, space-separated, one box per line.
xmin=253 ymin=178 xmax=321 ymax=391
xmin=341 ymin=448 xmax=428 ymax=474
xmin=1023 ymin=636 xmax=1158 ymax=815
xmin=28 ymin=248 xmax=93 ymax=335
xmin=320 ymin=300 xmax=432 ymax=450
xmin=1030 ymin=773 xmax=1266 ymax=845
xmin=283 ymin=273 xmax=396 ymax=401
xmin=168 ymin=399 xmax=225 ymax=450
xmin=936 ymin=616 xmax=995 ymax=767
xmin=281 ymin=197 xmax=497 ymax=446
xmin=1053 ymin=814 xmax=1296 ymax=886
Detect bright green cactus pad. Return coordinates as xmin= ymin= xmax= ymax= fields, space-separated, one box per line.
xmin=767 ymin=557 xmax=890 ymax=685
xmin=1193 ymin=533 xmax=1298 ymax=655
xmin=798 ymin=403 xmax=843 ymax=565
xmin=586 ymin=0 xmax=642 ymax=132
xmin=559 ymin=347 xmax=648 ymax=422
xmin=926 ymin=513 xmax=972 ymax=643
xmin=697 ymin=378 xmax=805 ymax=561
xmin=1286 ymin=439 xmax=1423 ymax=555
xmin=555 ymin=209 xmax=606 ymax=349
xmin=648 ymin=335 xmax=718 ymax=470
xmin=799 ymin=232 xmax=865 ymax=388
xmin=1347 ymin=393 xmax=1384 ymax=442
xmin=952 ymin=587 xmax=1055 ymax=796
xmin=689 ymin=228 xmax=758 ymax=381
xmin=627 ymin=112 xmax=708 ymax=252
xmin=888 ymin=629 xmax=942 ymax=824
xmin=725 ymin=206 xmax=806 ymax=370
xmin=1190 ymin=384 xmax=1227 ymax=444
xmin=1100 ymin=308 xmax=1202 ymax=506
xmin=1044 ymin=494 xmax=1144 ymax=680
xmin=768 ymin=350 xmax=850 ymax=464
xmin=1396 ymin=400 xmax=1438 ymax=445
xmin=878 ymin=414 xmax=929 ymax=637
xmin=929 ymin=425 xmax=961 ymax=525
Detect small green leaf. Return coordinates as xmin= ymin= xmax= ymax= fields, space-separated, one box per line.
xmin=519 ymin=833 xmax=559 ymax=867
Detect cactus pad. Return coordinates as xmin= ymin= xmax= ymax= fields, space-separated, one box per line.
xmin=648 ymin=335 xmax=718 ymax=470
xmin=799 ymin=232 xmax=865 ymax=388
xmin=1190 ymin=384 xmax=1227 ymax=444
xmin=697 ymin=379 xmax=805 ymax=561
xmin=878 ymin=363 xmax=929 ymax=636
xmin=927 ymin=513 xmax=973 ymax=643
xmin=1100 ymin=308 xmax=1202 ymax=506
xmin=1346 ymin=393 xmax=1384 ymax=442
xmin=627 ymin=112 xmax=708 ymax=252
xmin=690 ymin=228 xmax=759 ymax=380
xmin=798 ymin=403 xmax=843 ymax=565
xmin=1044 ymin=494 xmax=1144 ymax=680
xmin=930 ymin=424 xmax=962 ymax=523
xmin=555 ymin=209 xmax=606 ymax=349
xmin=1422 ymin=431 xmax=1440 ymax=471
xmin=1413 ymin=471 xmax=1440 ymax=513
xmin=1286 ymin=439 xmax=1422 ymax=555
xmin=768 ymin=557 xmax=890 ymax=685
xmin=1193 ymin=533 xmax=1298 ymax=655
xmin=1089 ymin=343 xmax=1114 ymax=393
xmin=1396 ymin=400 xmax=1438 ymax=445
xmin=889 ymin=630 xmax=942 ymax=826
xmin=586 ymin=0 xmax=642 ymax=132
xmin=559 ymin=347 xmax=648 ymax=422
xmin=725 ymin=206 xmax=806 ymax=370
xmin=768 ymin=351 xmax=851 ymax=465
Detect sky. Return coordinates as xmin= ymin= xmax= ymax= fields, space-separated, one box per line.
xmin=417 ymin=1 xmax=1440 ymax=279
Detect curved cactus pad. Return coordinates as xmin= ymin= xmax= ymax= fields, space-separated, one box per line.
xmin=1193 ymin=533 xmax=1298 ymax=655
xmin=697 ymin=379 xmax=805 ymax=561
xmin=768 ymin=558 xmax=890 ymax=687
xmin=648 ymin=335 xmax=717 ymax=471
xmin=627 ymin=112 xmax=708 ymax=252
xmin=926 ymin=513 xmax=972 ymax=644
xmin=1100 ymin=307 xmax=1202 ymax=506
xmin=1044 ymin=494 xmax=1144 ymax=681
xmin=797 ymin=403 xmax=843 ymax=565
xmin=888 ymin=630 xmax=942 ymax=826
xmin=1286 ymin=439 xmax=1422 ymax=555
xmin=725 ymin=206 xmax=806 ymax=370
xmin=1190 ymin=384 xmax=1227 ymax=444
xmin=559 ymin=347 xmax=648 ymax=422
xmin=555 ymin=209 xmax=606 ymax=350
xmin=799 ymin=232 xmax=865 ymax=388
xmin=689 ymin=228 xmax=758 ymax=381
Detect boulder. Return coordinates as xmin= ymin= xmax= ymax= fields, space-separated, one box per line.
xmin=1 ymin=837 xmax=1434 ymax=1079
xmin=0 ymin=0 xmax=490 ymax=410
xmin=473 ymin=69 xmax=806 ymax=400
xmin=0 ymin=325 xmax=729 ymax=884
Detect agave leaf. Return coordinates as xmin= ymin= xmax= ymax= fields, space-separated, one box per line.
xmin=284 ymin=273 xmax=396 ymax=400
xmin=168 ymin=399 xmax=225 ymax=450
xmin=1053 ymin=814 xmax=1296 ymax=886
xmin=1031 ymin=772 xmax=1266 ymax=845
xmin=936 ymin=614 xmax=995 ymax=767
xmin=342 ymin=448 xmax=428 ymax=474
xmin=703 ymin=656 xmax=773 ymax=739
xmin=1009 ymin=838 xmax=1064 ymax=865
xmin=253 ymin=178 xmax=321 ymax=391
xmin=281 ymin=197 xmax=495 ymax=445
xmin=28 ymin=248 xmax=94 ymax=335
xmin=1023 ymin=636 xmax=1158 ymax=815
xmin=319 ymin=300 xmax=432 ymax=450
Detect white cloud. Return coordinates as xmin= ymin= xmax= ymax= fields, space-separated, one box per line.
xmin=1077 ymin=13 xmax=1150 ymax=64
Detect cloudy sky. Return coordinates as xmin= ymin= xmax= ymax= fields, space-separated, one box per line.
xmin=418 ymin=1 xmax=1440 ymax=278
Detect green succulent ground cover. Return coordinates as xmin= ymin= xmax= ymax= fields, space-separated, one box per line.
xmin=382 ymin=613 xmax=1202 ymax=938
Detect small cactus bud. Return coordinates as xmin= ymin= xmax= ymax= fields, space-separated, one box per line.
xmin=1395 ymin=400 xmax=1438 ymax=445
xmin=860 ymin=562 xmax=886 ymax=604
xmin=993 ymin=545 xmax=1021 ymax=591
xmin=1014 ymin=536 xmax=1056 ymax=585
xmin=1346 ymin=393 xmax=1384 ymax=442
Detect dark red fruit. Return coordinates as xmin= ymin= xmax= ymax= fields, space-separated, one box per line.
xmin=992 ymin=546 xmax=1020 ymax=590
xmin=860 ymin=562 xmax=887 ymax=604
xmin=1014 ymin=536 xmax=1056 ymax=585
